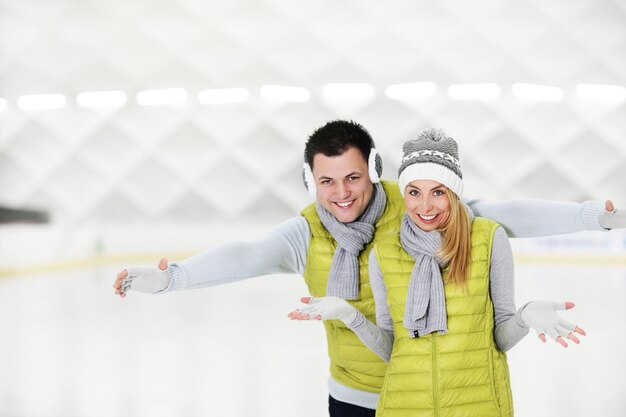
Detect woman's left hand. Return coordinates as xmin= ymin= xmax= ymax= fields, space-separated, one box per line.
xmin=288 ymin=296 xmax=358 ymax=324
xmin=521 ymin=300 xmax=586 ymax=348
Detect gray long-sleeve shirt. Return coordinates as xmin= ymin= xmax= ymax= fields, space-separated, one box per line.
xmin=167 ymin=199 xmax=604 ymax=291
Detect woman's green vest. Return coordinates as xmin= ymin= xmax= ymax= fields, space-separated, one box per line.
xmin=374 ymin=217 xmax=513 ymax=417
xmin=300 ymin=181 xmax=405 ymax=393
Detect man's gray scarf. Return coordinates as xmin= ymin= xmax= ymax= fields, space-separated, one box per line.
xmin=400 ymin=213 xmax=448 ymax=337
xmin=316 ymin=183 xmax=387 ymax=300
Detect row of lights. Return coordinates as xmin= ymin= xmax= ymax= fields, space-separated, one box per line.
xmin=0 ymin=82 xmax=624 ymax=112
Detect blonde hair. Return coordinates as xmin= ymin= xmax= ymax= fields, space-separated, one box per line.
xmin=437 ymin=188 xmax=472 ymax=288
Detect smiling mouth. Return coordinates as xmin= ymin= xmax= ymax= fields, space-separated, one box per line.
xmin=418 ymin=213 xmax=438 ymax=223
xmin=334 ymin=200 xmax=355 ymax=209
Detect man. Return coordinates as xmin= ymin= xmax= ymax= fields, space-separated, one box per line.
xmin=113 ymin=120 xmax=623 ymax=416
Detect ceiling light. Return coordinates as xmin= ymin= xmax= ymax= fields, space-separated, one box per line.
xmin=136 ymin=88 xmax=188 ymax=106
xmin=77 ymin=91 xmax=127 ymax=108
xmin=260 ymin=85 xmax=310 ymax=102
xmin=198 ymin=88 xmax=249 ymax=104
xmin=512 ymin=83 xmax=563 ymax=102
xmin=322 ymin=83 xmax=375 ymax=100
xmin=17 ymin=94 xmax=67 ymax=110
xmin=576 ymin=83 xmax=626 ymax=101
xmin=448 ymin=83 xmax=500 ymax=100
xmin=385 ymin=82 xmax=437 ymax=100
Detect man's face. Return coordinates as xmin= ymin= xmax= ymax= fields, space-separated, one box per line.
xmin=312 ymin=147 xmax=374 ymax=223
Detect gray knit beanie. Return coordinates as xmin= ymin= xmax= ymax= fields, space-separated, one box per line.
xmin=398 ymin=128 xmax=463 ymax=197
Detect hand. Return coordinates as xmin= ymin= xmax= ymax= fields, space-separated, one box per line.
xmin=599 ymin=200 xmax=625 ymax=230
xmin=520 ymin=301 xmax=586 ymax=348
xmin=288 ymin=296 xmax=358 ymax=324
xmin=113 ymin=258 xmax=170 ymax=298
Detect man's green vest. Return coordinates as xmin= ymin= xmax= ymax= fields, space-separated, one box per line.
xmin=374 ymin=217 xmax=513 ymax=417
xmin=301 ymin=181 xmax=405 ymax=393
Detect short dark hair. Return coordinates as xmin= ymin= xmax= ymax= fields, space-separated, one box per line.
xmin=304 ymin=120 xmax=374 ymax=169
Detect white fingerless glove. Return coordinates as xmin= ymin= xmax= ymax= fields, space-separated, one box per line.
xmin=599 ymin=204 xmax=626 ymax=230
xmin=298 ymin=296 xmax=359 ymax=324
xmin=121 ymin=266 xmax=171 ymax=294
xmin=520 ymin=300 xmax=577 ymax=342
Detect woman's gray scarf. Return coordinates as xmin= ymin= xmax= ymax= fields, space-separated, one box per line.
xmin=400 ymin=203 xmax=474 ymax=338
xmin=400 ymin=213 xmax=448 ymax=337
xmin=316 ymin=183 xmax=387 ymax=300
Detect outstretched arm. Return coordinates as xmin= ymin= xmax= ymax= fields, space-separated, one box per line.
xmin=113 ymin=216 xmax=310 ymax=297
xmin=288 ymin=296 xmax=394 ymax=362
xmin=465 ymin=198 xmax=622 ymax=238
xmin=490 ymin=226 xmax=530 ymax=350
xmin=489 ymin=227 xmax=586 ymax=350
xmin=167 ymin=217 xmax=309 ymax=291
xmin=287 ymin=250 xmax=395 ymax=362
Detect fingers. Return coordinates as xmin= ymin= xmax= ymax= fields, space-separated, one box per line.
xmin=567 ymin=333 xmax=580 ymax=344
xmin=557 ymin=305 xmax=586 ymax=343
xmin=546 ymin=325 xmax=586 ymax=348
xmin=545 ymin=328 xmax=568 ymax=348
xmin=288 ymin=310 xmax=307 ymax=320
xmin=547 ymin=328 xmax=569 ymax=348
xmin=551 ymin=300 xmax=574 ymax=311
xmin=114 ymin=269 xmax=128 ymax=287
xmin=539 ymin=326 xmax=585 ymax=347
xmin=605 ymin=200 xmax=615 ymax=213
xmin=557 ymin=303 xmax=585 ymax=344
xmin=158 ymin=258 xmax=168 ymax=270
xmin=287 ymin=310 xmax=321 ymax=320
xmin=113 ymin=286 xmax=126 ymax=298
xmin=300 ymin=297 xmax=312 ymax=304
xmin=556 ymin=336 xmax=568 ymax=348
xmin=298 ymin=304 xmax=321 ymax=316
xmin=113 ymin=269 xmax=128 ymax=298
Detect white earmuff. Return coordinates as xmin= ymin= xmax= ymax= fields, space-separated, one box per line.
xmin=303 ymin=162 xmax=316 ymax=197
xmin=368 ymin=148 xmax=381 ymax=183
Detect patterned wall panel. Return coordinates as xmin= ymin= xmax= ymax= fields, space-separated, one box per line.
xmin=0 ymin=0 xmax=624 ymax=225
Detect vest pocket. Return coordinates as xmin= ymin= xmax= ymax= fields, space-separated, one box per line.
xmin=487 ymin=349 xmax=503 ymax=414
xmin=488 ymin=349 xmax=513 ymax=417
xmin=375 ymin=349 xmax=396 ymax=415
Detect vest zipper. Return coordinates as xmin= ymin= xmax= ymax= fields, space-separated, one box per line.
xmin=432 ymin=333 xmax=439 ymax=417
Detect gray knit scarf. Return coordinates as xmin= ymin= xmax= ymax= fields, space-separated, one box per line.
xmin=400 ymin=213 xmax=448 ymax=338
xmin=316 ymin=183 xmax=387 ymax=300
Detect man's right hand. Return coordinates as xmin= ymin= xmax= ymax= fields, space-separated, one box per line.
xmin=113 ymin=258 xmax=171 ymax=298
xmin=599 ymin=200 xmax=626 ymax=230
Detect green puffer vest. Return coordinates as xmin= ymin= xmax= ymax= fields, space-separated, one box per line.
xmin=301 ymin=180 xmax=405 ymax=393
xmin=374 ymin=217 xmax=513 ymax=417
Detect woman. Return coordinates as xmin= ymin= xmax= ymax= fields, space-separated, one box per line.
xmin=289 ymin=128 xmax=586 ymax=416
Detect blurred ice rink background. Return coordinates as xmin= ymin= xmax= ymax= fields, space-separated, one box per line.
xmin=1 ymin=0 xmax=625 ymax=416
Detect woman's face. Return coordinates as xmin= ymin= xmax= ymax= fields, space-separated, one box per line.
xmin=403 ymin=179 xmax=451 ymax=232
